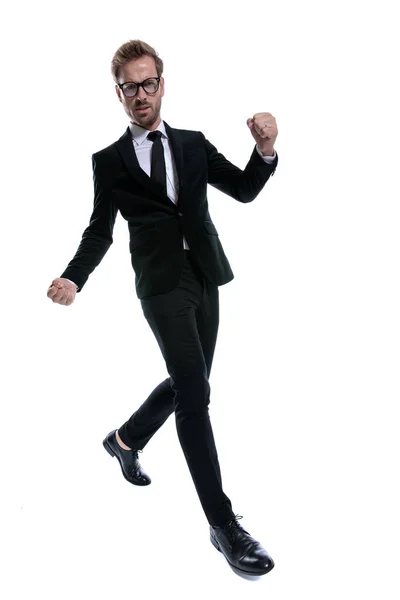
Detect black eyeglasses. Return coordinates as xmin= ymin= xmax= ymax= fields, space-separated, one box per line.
xmin=117 ymin=77 xmax=161 ymax=98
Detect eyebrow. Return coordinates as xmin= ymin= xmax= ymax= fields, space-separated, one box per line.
xmin=121 ymin=77 xmax=158 ymax=84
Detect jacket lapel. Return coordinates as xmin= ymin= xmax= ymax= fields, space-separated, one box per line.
xmin=114 ymin=120 xmax=184 ymax=204
xmin=163 ymin=120 xmax=184 ymax=192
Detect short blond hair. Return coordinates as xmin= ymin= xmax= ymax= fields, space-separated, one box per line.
xmin=111 ymin=39 xmax=163 ymax=82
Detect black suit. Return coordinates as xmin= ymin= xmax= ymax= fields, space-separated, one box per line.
xmin=60 ymin=121 xmax=278 ymax=526
xmin=60 ymin=121 xmax=278 ymax=298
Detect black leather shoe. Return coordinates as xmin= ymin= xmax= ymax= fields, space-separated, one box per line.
xmin=210 ymin=514 xmax=274 ymax=576
xmin=102 ymin=429 xmax=151 ymax=486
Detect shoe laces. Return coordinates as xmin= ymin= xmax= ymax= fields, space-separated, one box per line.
xmin=127 ymin=449 xmax=143 ymax=475
xmin=223 ymin=514 xmax=248 ymax=540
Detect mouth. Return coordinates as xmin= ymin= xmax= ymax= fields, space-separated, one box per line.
xmin=136 ymin=106 xmax=150 ymax=113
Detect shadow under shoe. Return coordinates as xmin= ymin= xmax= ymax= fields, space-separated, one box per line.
xmin=103 ymin=429 xmax=151 ymax=486
xmin=210 ymin=514 xmax=274 ymax=576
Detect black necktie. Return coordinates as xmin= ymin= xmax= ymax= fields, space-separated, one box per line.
xmin=147 ymin=130 xmax=167 ymax=194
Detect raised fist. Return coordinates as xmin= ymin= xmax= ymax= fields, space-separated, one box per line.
xmin=47 ymin=278 xmax=78 ymax=306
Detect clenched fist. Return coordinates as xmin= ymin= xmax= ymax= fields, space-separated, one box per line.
xmin=47 ymin=278 xmax=78 ymax=306
xmin=247 ymin=112 xmax=278 ymax=156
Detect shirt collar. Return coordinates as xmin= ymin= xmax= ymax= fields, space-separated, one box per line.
xmin=129 ymin=119 xmax=167 ymax=146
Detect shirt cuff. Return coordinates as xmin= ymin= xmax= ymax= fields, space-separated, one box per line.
xmin=65 ymin=278 xmax=79 ymax=289
xmin=256 ymin=145 xmax=276 ymax=163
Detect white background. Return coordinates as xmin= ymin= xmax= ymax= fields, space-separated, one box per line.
xmin=1 ymin=0 xmax=399 ymax=598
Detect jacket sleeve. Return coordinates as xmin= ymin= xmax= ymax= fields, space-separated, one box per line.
xmin=201 ymin=132 xmax=278 ymax=203
xmin=59 ymin=154 xmax=118 ymax=292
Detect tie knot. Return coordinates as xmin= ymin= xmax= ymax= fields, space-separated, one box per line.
xmin=147 ymin=130 xmax=162 ymax=142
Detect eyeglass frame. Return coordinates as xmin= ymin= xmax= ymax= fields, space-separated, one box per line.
xmin=117 ymin=77 xmax=161 ymax=98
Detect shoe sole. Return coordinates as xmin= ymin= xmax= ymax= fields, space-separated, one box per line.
xmin=210 ymin=532 xmax=274 ymax=576
xmin=102 ymin=437 xmax=151 ymax=486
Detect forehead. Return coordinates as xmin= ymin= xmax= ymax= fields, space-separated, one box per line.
xmin=119 ymin=56 xmax=157 ymax=81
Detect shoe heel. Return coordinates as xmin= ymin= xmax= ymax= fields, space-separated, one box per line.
xmin=210 ymin=533 xmax=221 ymax=553
xmin=103 ymin=439 xmax=116 ymax=458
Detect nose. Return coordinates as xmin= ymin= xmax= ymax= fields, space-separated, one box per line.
xmin=136 ymin=86 xmax=147 ymax=102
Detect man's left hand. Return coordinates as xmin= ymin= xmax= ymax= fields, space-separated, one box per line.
xmin=247 ymin=112 xmax=278 ymax=156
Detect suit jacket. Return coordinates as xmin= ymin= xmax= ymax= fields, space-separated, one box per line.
xmin=60 ymin=120 xmax=278 ymax=299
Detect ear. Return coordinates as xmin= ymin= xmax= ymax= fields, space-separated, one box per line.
xmin=115 ymin=84 xmax=122 ymax=103
xmin=160 ymin=77 xmax=165 ymax=97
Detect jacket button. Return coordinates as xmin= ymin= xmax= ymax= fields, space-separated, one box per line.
xmin=178 ymin=212 xmax=183 ymax=216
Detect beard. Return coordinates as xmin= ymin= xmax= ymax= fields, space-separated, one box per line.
xmin=132 ymin=103 xmax=160 ymax=128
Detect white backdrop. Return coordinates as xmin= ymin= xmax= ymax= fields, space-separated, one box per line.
xmin=1 ymin=0 xmax=399 ymax=598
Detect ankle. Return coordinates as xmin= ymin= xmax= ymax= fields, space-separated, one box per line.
xmin=116 ymin=430 xmax=131 ymax=451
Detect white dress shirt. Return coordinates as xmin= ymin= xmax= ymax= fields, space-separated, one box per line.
xmin=65 ymin=121 xmax=276 ymax=290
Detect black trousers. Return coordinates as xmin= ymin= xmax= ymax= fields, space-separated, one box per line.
xmin=118 ymin=249 xmax=234 ymax=527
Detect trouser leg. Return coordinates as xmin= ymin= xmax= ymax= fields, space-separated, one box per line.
xmin=118 ymin=252 xmax=233 ymax=525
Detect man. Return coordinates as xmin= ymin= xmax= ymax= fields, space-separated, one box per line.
xmin=47 ymin=40 xmax=279 ymax=576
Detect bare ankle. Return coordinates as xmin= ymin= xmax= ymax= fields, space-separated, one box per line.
xmin=116 ymin=430 xmax=131 ymax=450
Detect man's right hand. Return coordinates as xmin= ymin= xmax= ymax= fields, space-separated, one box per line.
xmin=47 ymin=278 xmax=78 ymax=306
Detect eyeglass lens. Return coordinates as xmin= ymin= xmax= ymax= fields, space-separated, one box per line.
xmin=123 ymin=78 xmax=159 ymax=97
